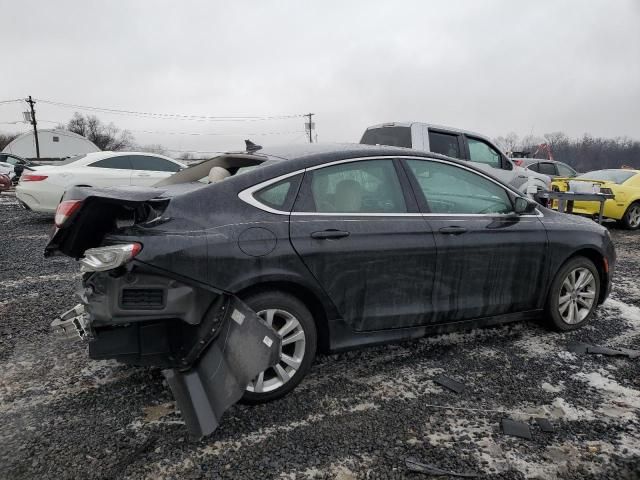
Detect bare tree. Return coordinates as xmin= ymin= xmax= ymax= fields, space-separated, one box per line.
xmin=60 ymin=113 xmax=134 ymax=151
xmin=133 ymin=143 xmax=168 ymax=155
xmin=502 ymin=131 xmax=640 ymax=171
xmin=0 ymin=132 xmax=19 ymax=151
xmin=494 ymin=132 xmax=519 ymax=153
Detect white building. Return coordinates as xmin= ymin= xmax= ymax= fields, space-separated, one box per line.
xmin=2 ymin=129 xmax=100 ymax=159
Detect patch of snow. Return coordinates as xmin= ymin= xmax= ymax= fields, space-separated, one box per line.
xmin=541 ymin=381 xmax=565 ymax=393
xmin=573 ymin=371 xmax=640 ymax=419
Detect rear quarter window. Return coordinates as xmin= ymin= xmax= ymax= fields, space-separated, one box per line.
xmin=360 ymin=127 xmax=412 ymax=148
xmin=253 ymin=174 xmax=303 ymax=212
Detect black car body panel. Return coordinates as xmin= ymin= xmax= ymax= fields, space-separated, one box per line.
xmin=46 ymin=144 xmax=616 ymax=436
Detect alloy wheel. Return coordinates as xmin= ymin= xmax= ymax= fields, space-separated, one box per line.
xmin=627 ymin=205 xmax=640 ymax=228
xmin=246 ymin=308 xmax=306 ymax=393
xmin=558 ymin=267 xmax=596 ymax=324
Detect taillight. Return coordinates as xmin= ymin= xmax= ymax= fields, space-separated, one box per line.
xmin=513 ymin=159 xmax=524 ymax=166
xmin=54 ymin=200 xmax=83 ymax=228
xmin=22 ymin=174 xmax=48 ymax=181
xmin=79 ymin=243 xmax=143 ymax=272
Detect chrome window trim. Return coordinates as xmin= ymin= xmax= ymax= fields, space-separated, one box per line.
xmin=237 ymin=155 xmax=544 ymax=218
xmin=237 ymin=170 xmax=303 ymax=215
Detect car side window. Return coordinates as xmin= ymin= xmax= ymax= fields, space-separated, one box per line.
xmin=557 ymin=163 xmax=576 ymax=177
xmin=254 ymin=174 xmax=302 ymax=211
xmin=467 ymin=137 xmax=501 ymax=169
xmin=406 ymin=159 xmax=513 ymax=214
xmin=301 ymin=159 xmax=407 ymax=213
xmin=90 ymin=156 xmax=132 ymax=169
xmin=538 ymin=162 xmax=558 ymax=176
xmin=130 ymin=155 xmax=181 ymax=172
xmin=527 ymin=162 xmax=540 ymax=172
xmin=428 ymin=131 xmax=461 ymax=159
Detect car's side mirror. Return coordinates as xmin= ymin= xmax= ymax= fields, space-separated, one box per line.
xmin=514 ymin=196 xmax=537 ymax=214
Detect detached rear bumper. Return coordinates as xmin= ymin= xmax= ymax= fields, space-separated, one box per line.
xmin=52 ymin=269 xmax=281 ymax=439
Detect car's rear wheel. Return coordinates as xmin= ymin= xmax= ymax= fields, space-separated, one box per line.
xmin=241 ymin=291 xmax=317 ymax=404
xmin=546 ymin=256 xmax=600 ymax=331
xmin=621 ymin=202 xmax=640 ymax=230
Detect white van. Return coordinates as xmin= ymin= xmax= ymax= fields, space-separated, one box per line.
xmin=360 ymin=122 xmax=550 ymax=198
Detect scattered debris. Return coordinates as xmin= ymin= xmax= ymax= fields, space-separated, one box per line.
xmin=143 ymin=402 xmax=175 ymax=422
xmin=501 ymin=418 xmax=532 ymax=440
xmin=535 ymin=417 xmax=555 ymax=433
xmin=405 ymin=457 xmax=478 ymax=478
xmin=433 ymin=374 xmax=466 ymax=393
xmin=567 ymin=342 xmax=640 ymax=358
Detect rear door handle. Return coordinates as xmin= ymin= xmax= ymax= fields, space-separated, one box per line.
xmin=439 ymin=226 xmax=467 ymax=235
xmin=311 ymin=229 xmax=350 ymax=239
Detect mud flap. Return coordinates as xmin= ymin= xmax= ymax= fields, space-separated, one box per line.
xmin=163 ymin=297 xmax=281 ymax=439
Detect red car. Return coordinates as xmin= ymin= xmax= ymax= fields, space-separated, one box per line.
xmin=0 ymin=174 xmax=11 ymax=192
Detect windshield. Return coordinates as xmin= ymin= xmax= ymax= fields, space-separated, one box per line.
xmin=360 ymin=127 xmax=412 ymax=148
xmin=577 ymin=169 xmax=636 ymax=184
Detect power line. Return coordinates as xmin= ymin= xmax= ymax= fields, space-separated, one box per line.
xmin=129 ymin=129 xmax=307 ymax=137
xmin=35 ymin=98 xmax=306 ymax=122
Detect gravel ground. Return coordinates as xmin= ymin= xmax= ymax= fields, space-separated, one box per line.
xmin=1 ymin=195 xmax=639 ymax=480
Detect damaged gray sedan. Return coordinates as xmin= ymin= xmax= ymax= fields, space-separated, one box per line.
xmin=46 ymin=144 xmax=615 ymax=437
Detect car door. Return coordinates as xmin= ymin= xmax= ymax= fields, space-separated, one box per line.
xmin=464 ymin=136 xmax=527 ymax=189
xmin=402 ymin=158 xmax=548 ymax=323
xmin=86 ymin=156 xmax=133 ymax=186
xmin=130 ymin=155 xmax=182 ymax=186
xmin=289 ymin=157 xmax=438 ymax=331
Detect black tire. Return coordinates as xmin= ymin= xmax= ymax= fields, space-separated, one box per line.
xmin=545 ymin=256 xmax=600 ymax=331
xmin=620 ymin=202 xmax=640 ymax=230
xmin=240 ymin=290 xmax=317 ymax=404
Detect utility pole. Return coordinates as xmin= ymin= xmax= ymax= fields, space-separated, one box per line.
xmin=26 ymin=96 xmax=40 ymax=158
xmin=305 ymin=113 xmax=314 ymax=143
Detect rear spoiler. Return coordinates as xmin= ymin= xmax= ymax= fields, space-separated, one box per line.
xmin=555 ymin=177 xmax=610 ymax=184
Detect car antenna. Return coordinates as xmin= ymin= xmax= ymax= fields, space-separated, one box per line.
xmin=245 ymin=139 xmax=262 ymax=153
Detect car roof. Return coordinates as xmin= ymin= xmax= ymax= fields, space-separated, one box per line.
xmin=67 ymin=151 xmax=183 ymax=166
xmin=256 ymin=142 xmax=453 ymax=165
xmin=210 ymin=142 xmax=521 ymax=196
xmin=363 ymin=121 xmax=491 ymax=141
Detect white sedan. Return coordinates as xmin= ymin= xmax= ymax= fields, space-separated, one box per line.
xmin=16 ymin=152 xmax=186 ymax=214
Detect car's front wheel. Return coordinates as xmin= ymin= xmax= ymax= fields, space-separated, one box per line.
xmin=241 ymin=291 xmax=317 ymax=404
xmin=546 ymin=256 xmax=600 ymax=331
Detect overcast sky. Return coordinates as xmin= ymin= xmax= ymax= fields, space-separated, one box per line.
xmin=1 ymin=0 xmax=639 ymax=154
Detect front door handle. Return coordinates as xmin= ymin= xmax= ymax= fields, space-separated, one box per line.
xmin=311 ymin=229 xmax=350 ymax=239
xmin=439 ymin=226 xmax=467 ymax=235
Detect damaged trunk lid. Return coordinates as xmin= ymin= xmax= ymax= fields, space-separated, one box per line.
xmin=45 ymin=183 xmax=202 ymax=258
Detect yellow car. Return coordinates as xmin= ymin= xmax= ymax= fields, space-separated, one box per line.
xmin=551 ymin=169 xmax=640 ymax=230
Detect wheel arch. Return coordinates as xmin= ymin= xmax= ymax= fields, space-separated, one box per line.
xmin=236 ymin=280 xmax=332 ymax=353
xmin=552 ymin=248 xmax=609 ymax=305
